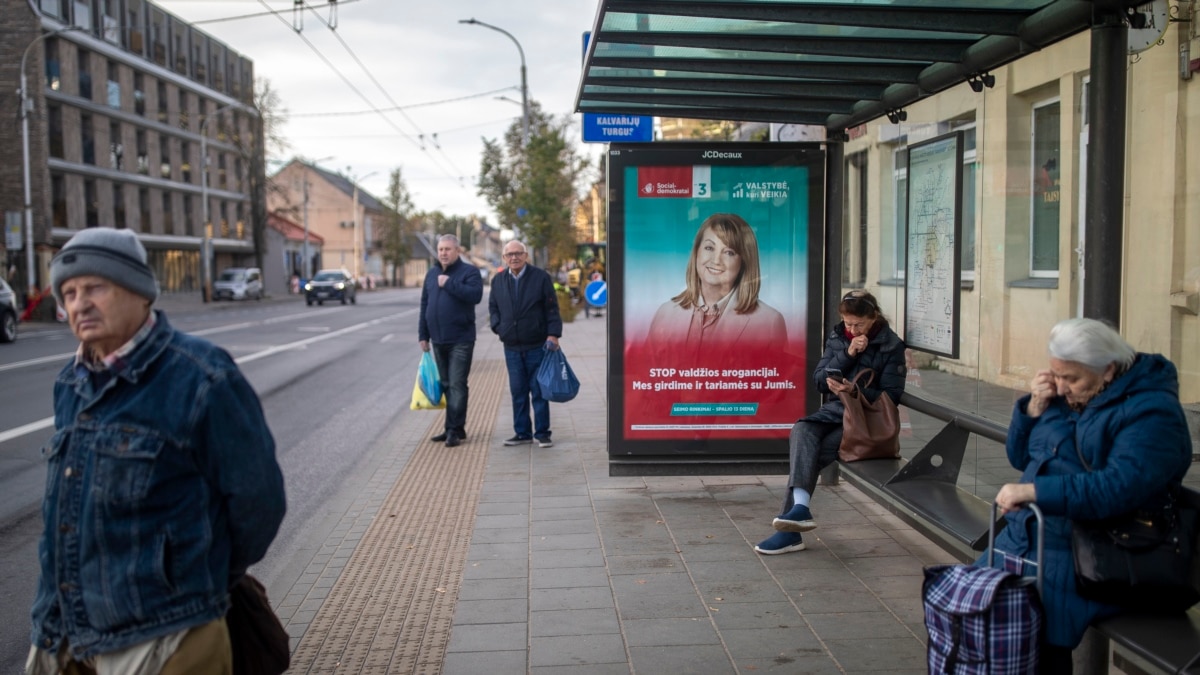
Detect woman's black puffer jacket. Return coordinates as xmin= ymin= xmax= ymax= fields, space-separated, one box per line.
xmin=802 ymin=321 xmax=907 ymax=424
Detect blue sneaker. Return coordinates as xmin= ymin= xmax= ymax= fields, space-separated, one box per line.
xmin=773 ymin=504 xmax=816 ymax=533
xmin=754 ymin=531 xmax=806 ymax=555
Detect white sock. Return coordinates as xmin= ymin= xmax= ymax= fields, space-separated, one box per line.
xmin=792 ymin=488 xmax=811 ymax=508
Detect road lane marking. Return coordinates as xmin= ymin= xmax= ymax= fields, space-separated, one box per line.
xmin=0 ymin=309 xmax=416 ymax=443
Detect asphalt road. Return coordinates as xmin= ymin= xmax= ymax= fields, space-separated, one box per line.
xmin=0 ymin=287 xmax=451 ymax=671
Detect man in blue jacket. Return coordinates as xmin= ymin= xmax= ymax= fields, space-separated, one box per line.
xmin=419 ymin=234 xmax=484 ymax=447
xmin=28 ymin=228 xmax=286 ymax=673
xmin=489 ymin=240 xmax=562 ymax=447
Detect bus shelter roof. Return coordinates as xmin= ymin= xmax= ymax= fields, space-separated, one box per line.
xmin=575 ymin=0 xmax=1146 ymax=132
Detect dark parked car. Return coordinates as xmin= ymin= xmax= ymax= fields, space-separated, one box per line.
xmin=0 ymin=278 xmax=18 ymax=343
xmin=305 ymin=269 xmax=357 ymax=306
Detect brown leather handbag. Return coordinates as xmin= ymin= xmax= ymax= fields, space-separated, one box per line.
xmin=836 ymin=368 xmax=901 ymax=462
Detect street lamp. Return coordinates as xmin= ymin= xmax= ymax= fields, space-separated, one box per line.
xmin=200 ymin=102 xmax=238 ymax=302
xmin=20 ymin=25 xmax=83 ymax=301
xmin=460 ymin=18 xmax=528 ymax=148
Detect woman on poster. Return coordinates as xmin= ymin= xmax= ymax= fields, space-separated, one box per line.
xmin=645 ymin=213 xmax=787 ymax=362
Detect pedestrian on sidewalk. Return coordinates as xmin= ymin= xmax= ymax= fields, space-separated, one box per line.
xmin=489 ymin=240 xmax=562 ymax=448
xmin=755 ymin=290 xmax=906 ymax=555
xmin=28 ymin=228 xmax=286 ymax=674
xmin=419 ymin=234 xmax=484 ymax=447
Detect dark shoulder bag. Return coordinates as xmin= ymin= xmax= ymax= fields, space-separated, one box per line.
xmin=1070 ymin=439 xmax=1200 ymax=611
xmin=836 ymin=368 xmax=901 ymax=463
xmin=227 ymin=574 xmax=291 ymax=675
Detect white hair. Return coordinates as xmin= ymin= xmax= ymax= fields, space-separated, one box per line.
xmin=1047 ymin=318 xmax=1136 ymax=374
xmin=438 ymin=234 xmax=460 ymax=247
xmin=504 ymin=240 xmax=528 ymax=253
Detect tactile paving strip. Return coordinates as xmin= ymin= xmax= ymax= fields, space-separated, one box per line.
xmin=288 ymin=357 xmax=507 ymax=674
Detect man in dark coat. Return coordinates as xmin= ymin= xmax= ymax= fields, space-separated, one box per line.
xmin=419 ymin=234 xmax=484 ymax=447
xmin=489 ymin=240 xmax=563 ymax=448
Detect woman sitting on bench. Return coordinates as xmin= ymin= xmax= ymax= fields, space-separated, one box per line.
xmin=754 ymin=290 xmax=907 ymax=555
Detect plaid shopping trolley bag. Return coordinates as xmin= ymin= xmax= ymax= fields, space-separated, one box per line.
xmin=923 ymin=504 xmax=1046 ymax=675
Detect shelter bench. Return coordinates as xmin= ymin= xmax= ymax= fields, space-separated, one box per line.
xmin=828 ymin=392 xmax=1200 ymax=675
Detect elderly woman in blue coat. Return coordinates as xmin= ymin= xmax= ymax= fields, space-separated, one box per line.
xmin=991 ymin=318 xmax=1193 ymax=673
xmin=755 ymin=290 xmax=907 ymax=554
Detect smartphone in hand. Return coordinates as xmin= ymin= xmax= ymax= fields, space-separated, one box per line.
xmin=825 ymin=368 xmax=845 ymax=382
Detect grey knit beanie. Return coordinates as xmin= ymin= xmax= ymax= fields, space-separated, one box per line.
xmin=51 ymin=228 xmax=158 ymax=303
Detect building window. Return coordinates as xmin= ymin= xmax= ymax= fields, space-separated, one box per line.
xmin=73 ymin=0 xmax=91 ymax=32
xmin=85 ymin=179 xmax=98 ymax=227
xmin=48 ymin=104 xmax=64 ymax=158
xmin=181 ymin=140 xmax=192 ymax=183
xmin=1031 ymin=99 xmax=1061 ymax=277
xmin=843 ymin=150 xmax=868 ymax=286
xmin=40 ymin=0 xmax=63 ymax=18
xmin=162 ymin=192 xmax=173 ymax=231
xmin=160 ymin=133 xmax=171 ymax=179
xmin=218 ymin=154 xmax=227 ymax=189
xmin=133 ymin=72 xmax=145 ymax=115
xmin=960 ymin=125 xmax=978 ymax=279
xmin=183 ymin=194 xmax=194 ymax=236
xmin=113 ymin=183 xmax=126 ymax=227
xmin=109 ymin=121 xmax=123 ymax=170
xmin=81 ymin=113 xmax=95 ymax=165
xmin=106 ymin=59 xmax=121 ymax=108
xmin=178 ymin=89 xmax=189 ymax=131
xmin=891 ymin=146 xmax=907 ymax=280
xmin=157 ymin=80 xmax=168 ymax=123
xmin=51 ymin=174 xmax=67 ymax=228
xmin=77 ymin=50 xmax=92 ymax=100
xmin=44 ymin=39 xmax=60 ymax=90
xmin=139 ymin=187 xmax=149 ymax=228
xmin=136 ymin=129 xmax=148 ymax=175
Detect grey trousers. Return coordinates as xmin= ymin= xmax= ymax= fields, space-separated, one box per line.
xmin=781 ymin=420 xmax=843 ymax=516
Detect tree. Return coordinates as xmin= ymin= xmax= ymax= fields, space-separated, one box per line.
xmin=234 ymin=77 xmax=289 ymax=272
xmin=477 ymin=101 xmax=589 ymax=267
xmin=379 ymin=167 xmax=415 ymax=286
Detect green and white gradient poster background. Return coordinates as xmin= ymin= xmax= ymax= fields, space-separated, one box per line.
xmin=620 ymin=161 xmax=813 ymax=441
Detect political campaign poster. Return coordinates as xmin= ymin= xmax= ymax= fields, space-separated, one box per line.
xmin=607 ymin=143 xmax=825 ymax=460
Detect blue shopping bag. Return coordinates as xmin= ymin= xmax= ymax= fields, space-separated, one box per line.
xmin=535 ymin=345 xmax=580 ymax=403
xmin=410 ymin=351 xmax=445 ymax=410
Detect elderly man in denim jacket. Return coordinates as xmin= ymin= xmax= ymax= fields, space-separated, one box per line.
xmin=27 ymin=228 xmax=286 ymax=675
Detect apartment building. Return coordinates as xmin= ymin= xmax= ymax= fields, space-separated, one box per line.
xmin=0 ymin=0 xmax=262 ymax=299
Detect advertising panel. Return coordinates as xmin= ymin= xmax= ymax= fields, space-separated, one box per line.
xmin=608 ymin=143 xmax=825 ymax=460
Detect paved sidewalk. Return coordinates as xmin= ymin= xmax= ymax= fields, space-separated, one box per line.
xmin=280 ymin=303 xmax=957 ymax=674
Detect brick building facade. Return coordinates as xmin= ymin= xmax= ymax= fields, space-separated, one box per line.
xmin=0 ymin=0 xmax=263 ymax=299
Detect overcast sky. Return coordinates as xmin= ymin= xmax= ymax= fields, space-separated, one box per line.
xmin=162 ymin=0 xmax=604 ymax=224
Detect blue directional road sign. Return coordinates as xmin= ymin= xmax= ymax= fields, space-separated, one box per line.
xmin=585 ymin=280 xmax=608 ymax=307
xmin=582 ymin=114 xmax=653 ymax=143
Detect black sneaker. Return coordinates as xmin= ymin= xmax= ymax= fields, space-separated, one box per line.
xmin=535 ymin=437 xmax=554 ymax=448
xmin=431 ymin=432 xmax=448 ymax=442
xmin=503 ymin=436 xmax=532 ymax=446
xmin=445 ymin=432 xmax=462 ymax=447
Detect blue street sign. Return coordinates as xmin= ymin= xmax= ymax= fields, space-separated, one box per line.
xmin=582 ymin=114 xmax=653 ymax=143
xmin=585 ymin=280 xmax=608 ymax=307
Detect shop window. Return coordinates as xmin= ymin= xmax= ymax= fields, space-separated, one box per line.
xmin=1031 ymin=100 xmax=1061 ymax=277
xmin=81 ymin=113 xmax=95 ymax=165
xmin=843 ymin=150 xmax=868 ymax=286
